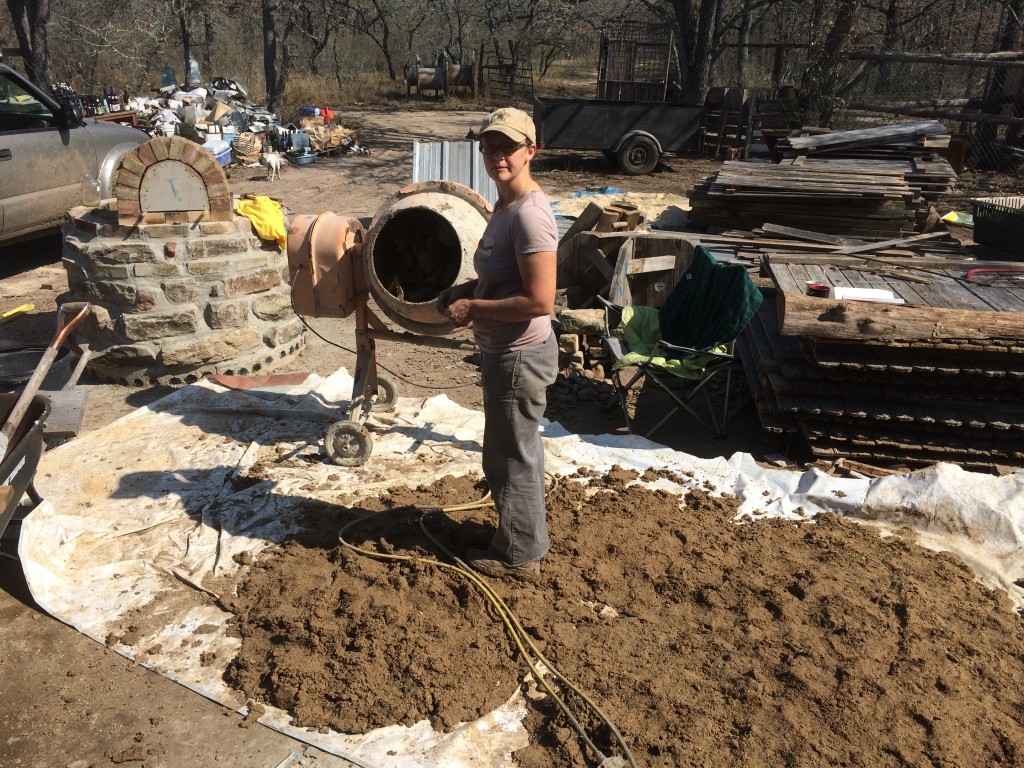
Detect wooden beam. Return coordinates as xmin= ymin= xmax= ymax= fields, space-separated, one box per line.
xmin=848 ymin=50 xmax=1024 ymax=68
xmin=847 ymin=102 xmax=1024 ymax=128
xmin=777 ymin=289 xmax=1024 ymax=341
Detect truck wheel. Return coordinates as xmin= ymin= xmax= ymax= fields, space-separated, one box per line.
xmin=617 ymin=135 xmax=660 ymax=176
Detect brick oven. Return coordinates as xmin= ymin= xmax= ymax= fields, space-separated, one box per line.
xmin=61 ymin=136 xmax=303 ymax=386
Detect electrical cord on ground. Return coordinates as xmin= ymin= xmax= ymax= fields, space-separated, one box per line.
xmin=288 ymin=265 xmax=476 ymax=392
xmin=336 ymin=478 xmax=636 ymax=768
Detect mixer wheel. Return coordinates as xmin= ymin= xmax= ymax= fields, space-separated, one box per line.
xmin=370 ymin=376 xmax=398 ymax=411
xmin=324 ymin=421 xmax=373 ymax=466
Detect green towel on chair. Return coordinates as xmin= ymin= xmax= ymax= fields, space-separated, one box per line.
xmin=613 ymin=305 xmax=724 ymax=380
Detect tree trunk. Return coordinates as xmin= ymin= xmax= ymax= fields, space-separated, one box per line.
xmin=874 ymin=0 xmax=900 ymax=95
xmin=6 ymin=0 xmax=53 ymax=85
xmin=262 ymin=0 xmax=279 ymax=109
xmin=179 ymin=9 xmax=193 ymax=86
xmin=736 ymin=0 xmax=752 ymax=87
xmin=203 ymin=11 xmax=214 ymax=82
xmin=669 ymin=0 xmax=720 ymax=104
xmin=799 ymin=0 xmax=862 ymax=125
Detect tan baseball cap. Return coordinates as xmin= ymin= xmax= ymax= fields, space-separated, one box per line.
xmin=478 ymin=107 xmax=536 ymax=144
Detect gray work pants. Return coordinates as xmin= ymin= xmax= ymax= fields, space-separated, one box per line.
xmin=480 ymin=332 xmax=558 ymax=566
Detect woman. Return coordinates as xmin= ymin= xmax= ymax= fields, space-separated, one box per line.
xmin=438 ymin=107 xmax=559 ymax=578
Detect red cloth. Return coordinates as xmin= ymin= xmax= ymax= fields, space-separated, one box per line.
xmin=322 ymin=107 xmax=334 ymax=125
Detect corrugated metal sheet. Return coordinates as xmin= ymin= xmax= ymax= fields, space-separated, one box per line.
xmin=412 ymin=140 xmax=498 ymax=206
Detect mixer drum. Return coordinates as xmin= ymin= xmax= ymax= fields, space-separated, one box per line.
xmin=362 ymin=180 xmax=491 ymax=336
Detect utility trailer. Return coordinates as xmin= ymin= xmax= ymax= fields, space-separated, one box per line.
xmin=532 ymin=97 xmax=705 ymax=175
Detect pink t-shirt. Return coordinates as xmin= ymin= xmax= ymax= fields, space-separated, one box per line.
xmin=472 ymin=190 xmax=559 ymax=354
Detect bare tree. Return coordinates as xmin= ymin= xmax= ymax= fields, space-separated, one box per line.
xmin=6 ymin=0 xmax=53 ymax=84
xmin=263 ymin=0 xmax=298 ymax=108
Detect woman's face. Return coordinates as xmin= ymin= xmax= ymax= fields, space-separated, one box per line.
xmin=479 ymin=133 xmax=536 ymax=184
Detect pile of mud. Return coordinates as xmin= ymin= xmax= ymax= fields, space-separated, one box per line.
xmin=225 ymin=470 xmax=1024 ymax=767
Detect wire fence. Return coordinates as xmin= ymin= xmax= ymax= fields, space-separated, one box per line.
xmin=834 ymin=60 xmax=1024 ymax=172
xmin=709 ymin=46 xmax=1024 ymax=173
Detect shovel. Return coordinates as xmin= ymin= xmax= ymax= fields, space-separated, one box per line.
xmin=0 ymin=303 xmax=91 ymax=461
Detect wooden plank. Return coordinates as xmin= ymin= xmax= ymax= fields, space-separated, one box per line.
xmin=557 ymin=202 xmax=602 ymax=247
xmin=557 ymin=202 xmax=605 ymax=247
xmin=39 ymin=389 xmax=89 ymax=441
xmin=608 ymin=239 xmax=634 ymax=306
xmin=627 ymin=255 xmax=677 ymax=275
xmin=586 ymin=248 xmax=614 ymax=282
xmin=829 ymin=231 xmax=948 ymax=255
xmin=759 ymin=223 xmax=868 ymax=246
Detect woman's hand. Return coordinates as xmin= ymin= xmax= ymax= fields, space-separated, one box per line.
xmin=444 ymin=298 xmax=474 ymax=327
xmin=437 ymin=280 xmax=476 ymax=312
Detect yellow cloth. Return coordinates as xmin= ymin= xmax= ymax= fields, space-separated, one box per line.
xmin=235 ymin=195 xmax=287 ymax=249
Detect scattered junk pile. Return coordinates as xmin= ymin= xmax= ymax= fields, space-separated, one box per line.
xmin=122 ymin=75 xmax=369 ymax=168
xmin=680 ymin=120 xmax=1024 ymax=473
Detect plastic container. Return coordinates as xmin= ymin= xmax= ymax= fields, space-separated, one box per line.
xmin=80 ymin=174 xmax=101 ymax=207
xmin=202 ymin=138 xmax=232 ymax=166
xmin=287 ymin=150 xmax=317 ymax=166
xmin=972 ymin=196 xmax=1024 ymax=260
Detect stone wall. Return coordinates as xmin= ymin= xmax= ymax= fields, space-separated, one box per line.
xmin=62 ymin=204 xmax=304 ymax=386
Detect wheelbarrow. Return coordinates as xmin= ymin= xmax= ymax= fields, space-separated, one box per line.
xmin=0 ymin=393 xmax=50 ymax=540
xmin=0 ymin=303 xmax=91 ymax=540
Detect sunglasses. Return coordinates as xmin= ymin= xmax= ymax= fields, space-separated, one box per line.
xmin=478 ymin=140 xmax=530 ymax=157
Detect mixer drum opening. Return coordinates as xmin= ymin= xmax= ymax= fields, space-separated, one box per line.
xmin=371 ymin=208 xmax=463 ymax=303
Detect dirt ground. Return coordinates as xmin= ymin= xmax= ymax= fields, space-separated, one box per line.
xmin=2 ymin=109 xmax=1023 ymax=767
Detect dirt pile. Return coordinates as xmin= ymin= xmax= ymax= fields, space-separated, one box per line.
xmin=223 ymin=469 xmax=1024 ymax=766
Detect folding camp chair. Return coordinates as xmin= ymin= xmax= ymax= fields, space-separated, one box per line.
xmin=598 ymin=245 xmax=763 ymax=438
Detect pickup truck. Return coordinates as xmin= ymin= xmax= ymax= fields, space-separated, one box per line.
xmin=0 ymin=63 xmax=148 ymax=246
xmin=532 ymin=97 xmax=705 ymax=175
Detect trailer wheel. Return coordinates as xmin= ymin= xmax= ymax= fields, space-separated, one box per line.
xmin=617 ymin=135 xmax=660 ymax=176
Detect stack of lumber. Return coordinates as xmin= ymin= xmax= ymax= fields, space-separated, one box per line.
xmin=778 ymin=156 xmax=957 ymax=203
xmin=690 ymin=120 xmax=958 ymax=236
xmin=776 ymin=120 xmax=951 ymax=157
xmin=688 ymin=161 xmax=921 ymax=237
xmin=736 ymin=240 xmax=1024 ymax=471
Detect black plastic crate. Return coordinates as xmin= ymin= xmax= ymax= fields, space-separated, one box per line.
xmin=972 ymin=196 xmax=1024 ymax=259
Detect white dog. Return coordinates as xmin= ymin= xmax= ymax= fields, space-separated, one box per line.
xmin=260 ymin=151 xmax=284 ymax=182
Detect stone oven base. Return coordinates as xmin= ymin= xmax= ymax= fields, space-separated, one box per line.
xmin=87 ymin=332 xmax=306 ymax=387
xmin=63 ymin=202 xmax=305 ymax=386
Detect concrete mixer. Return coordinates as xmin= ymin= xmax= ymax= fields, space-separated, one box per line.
xmin=287 ymin=180 xmax=491 ymax=465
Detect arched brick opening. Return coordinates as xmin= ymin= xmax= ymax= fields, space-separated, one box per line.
xmin=63 ymin=138 xmax=303 ymax=386
xmin=116 ymin=136 xmax=233 ymax=226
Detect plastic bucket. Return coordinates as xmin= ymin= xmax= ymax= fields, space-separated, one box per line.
xmin=0 ymin=344 xmax=75 ymax=392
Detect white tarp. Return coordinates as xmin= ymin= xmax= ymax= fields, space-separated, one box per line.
xmin=18 ymin=369 xmax=1024 ymax=765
